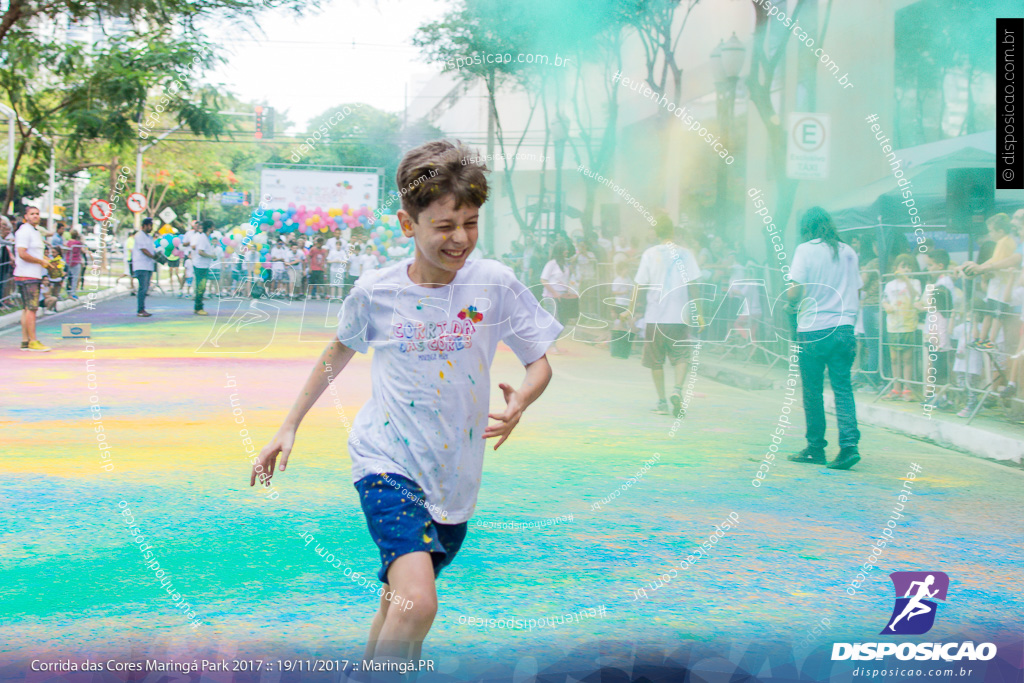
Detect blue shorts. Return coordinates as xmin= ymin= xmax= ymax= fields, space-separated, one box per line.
xmin=354 ymin=473 xmax=468 ymax=584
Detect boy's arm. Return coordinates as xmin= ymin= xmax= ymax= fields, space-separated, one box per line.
xmin=250 ymin=340 xmax=357 ymax=486
xmin=484 ymin=354 xmax=553 ymax=450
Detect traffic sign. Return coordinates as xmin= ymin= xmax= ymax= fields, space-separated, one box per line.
xmin=89 ymin=199 xmax=112 ymax=222
xmin=127 ymin=192 xmax=147 ymax=213
xmin=159 ymin=206 xmax=177 ymax=224
xmin=787 ymin=113 xmax=830 ymax=180
xmin=220 ymin=191 xmax=246 ymax=205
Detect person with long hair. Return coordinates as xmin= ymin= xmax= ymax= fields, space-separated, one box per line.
xmin=787 ymin=207 xmax=863 ymax=470
xmin=541 ymin=241 xmax=577 ymax=354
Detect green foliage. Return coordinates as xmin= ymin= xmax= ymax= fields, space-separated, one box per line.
xmin=279 ymin=103 xmax=443 ymax=195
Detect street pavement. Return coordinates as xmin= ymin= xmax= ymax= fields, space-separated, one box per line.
xmin=2 ymin=290 xmax=1021 ymax=674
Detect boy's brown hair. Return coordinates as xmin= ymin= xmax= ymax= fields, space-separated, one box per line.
xmin=396 ymin=140 xmax=488 ymax=222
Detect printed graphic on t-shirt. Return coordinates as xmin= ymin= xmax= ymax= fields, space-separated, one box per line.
xmin=393 ymin=312 xmax=479 ymax=358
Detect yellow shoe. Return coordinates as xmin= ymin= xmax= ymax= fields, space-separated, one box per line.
xmin=195 ymin=310 xmax=208 ymax=316
xmin=27 ymin=340 xmax=51 ymax=352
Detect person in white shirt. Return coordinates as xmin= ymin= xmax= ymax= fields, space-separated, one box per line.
xmin=540 ymin=242 xmax=576 ymax=354
xmin=181 ymin=221 xmax=198 ymax=260
xmin=325 ymin=230 xmax=339 ymax=254
xmin=358 ymin=244 xmax=378 ymax=276
xmin=327 ymin=240 xmax=349 ymax=299
xmin=787 ymin=206 xmax=862 ymax=470
xmin=13 ymin=206 xmax=52 ymax=350
xmin=249 ymin=139 xmax=559 ymax=663
xmin=630 ymin=218 xmax=701 ymax=415
xmin=345 ymin=239 xmax=364 ymax=296
xmin=285 ymin=243 xmax=302 ymax=298
xmin=131 ymin=217 xmax=157 ymax=317
xmin=191 ymin=220 xmax=216 ymax=315
xmin=269 ymin=239 xmax=289 ymax=297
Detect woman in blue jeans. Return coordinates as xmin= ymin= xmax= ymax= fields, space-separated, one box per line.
xmin=786 ymin=207 xmax=863 ymax=471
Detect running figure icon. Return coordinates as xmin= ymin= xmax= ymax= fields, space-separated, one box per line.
xmin=881 ymin=571 xmax=949 ymax=635
xmin=887 ymin=574 xmax=938 ymax=630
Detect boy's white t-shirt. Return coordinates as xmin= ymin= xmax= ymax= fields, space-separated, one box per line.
xmin=336 ymin=258 xmax=563 ymax=523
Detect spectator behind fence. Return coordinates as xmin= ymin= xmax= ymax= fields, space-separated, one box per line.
xmin=951 ymin=319 xmax=985 ymax=418
xmin=540 ymin=242 xmax=576 ymax=355
xmin=0 ymin=217 xmax=14 ymax=304
xmin=786 ymin=206 xmax=862 ymax=471
xmin=959 ymin=213 xmax=1020 ymax=351
xmin=852 ymin=233 xmax=883 ymax=390
xmin=918 ymin=249 xmax=956 ymax=405
xmin=882 ymin=254 xmax=921 ymax=401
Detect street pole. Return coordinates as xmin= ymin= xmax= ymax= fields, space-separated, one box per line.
xmin=552 ymin=116 xmax=568 ymax=242
xmin=46 ymin=147 xmax=55 ymax=232
xmin=485 ymin=67 xmax=496 ymax=258
xmin=713 ymin=77 xmax=737 ymax=236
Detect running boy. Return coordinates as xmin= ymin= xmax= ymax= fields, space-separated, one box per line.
xmin=250 ymin=140 xmax=561 ymax=665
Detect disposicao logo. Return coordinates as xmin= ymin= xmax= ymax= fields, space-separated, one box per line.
xmin=882 ymin=571 xmax=948 ymax=635
xmin=831 ymin=571 xmax=997 ymax=662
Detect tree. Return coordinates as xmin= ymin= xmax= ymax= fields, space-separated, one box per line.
xmin=0 ymin=0 xmax=313 ymax=49
xmin=745 ymin=0 xmax=811 ymax=284
xmin=0 ymin=32 xmax=228 ymax=210
xmin=415 ymin=0 xmax=629 ymax=247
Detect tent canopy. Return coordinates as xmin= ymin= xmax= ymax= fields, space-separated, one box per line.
xmin=827 ymin=147 xmax=1024 ymax=229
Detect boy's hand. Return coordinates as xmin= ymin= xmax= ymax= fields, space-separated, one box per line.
xmin=484 ymin=382 xmax=524 ymax=450
xmin=250 ymin=425 xmax=296 ymax=487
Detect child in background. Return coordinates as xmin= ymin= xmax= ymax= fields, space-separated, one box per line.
xmin=251 ymin=140 xmax=559 ymax=665
xmin=951 ymin=319 xmax=985 ymax=417
xmin=44 ymin=245 xmax=65 ymax=301
xmin=611 ymin=261 xmax=634 ymax=358
xmin=882 ymin=254 xmax=921 ymax=401
xmin=182 ymin=256 xmax=194 ymax=297
xmin=918 ymin=249 xmax=955 ymax=398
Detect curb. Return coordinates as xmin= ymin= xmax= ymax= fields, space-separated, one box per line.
xmin=825 ymin=394 xmax=1024 ymax=466
xmin=0 ymin=285 xmax=130 ymax=332
xmin=703 ymin=357 xmax=1022 ymax=467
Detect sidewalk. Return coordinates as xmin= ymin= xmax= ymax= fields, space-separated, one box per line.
xmin=700 ymin=347 xmax=1024 ymax=466
xmin=0 ymin=285 xmax=130 ymax=332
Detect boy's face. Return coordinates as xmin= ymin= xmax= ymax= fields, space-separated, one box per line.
xmin=399 ymin=194 xmax=478 ymax=276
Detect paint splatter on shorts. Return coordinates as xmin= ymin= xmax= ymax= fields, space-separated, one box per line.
xmin=15 ymin=278 xmax=41 ymax=311
xmin=354 ymin=472 xmax=468 ymax=583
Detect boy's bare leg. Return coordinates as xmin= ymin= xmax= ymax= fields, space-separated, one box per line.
xmin=373 ymin=551 xmax=437 ymax=662
xmin=364 ymin=590 xmax=392 ymax=661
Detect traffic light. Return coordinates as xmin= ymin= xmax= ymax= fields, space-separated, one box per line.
xmin=263 ymin=107 xmax=275 ymax=139
xmin=243 ymin=191 xmax=252 ymax=206
xmin=254 ymin=107 xmax=275 ymax=140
